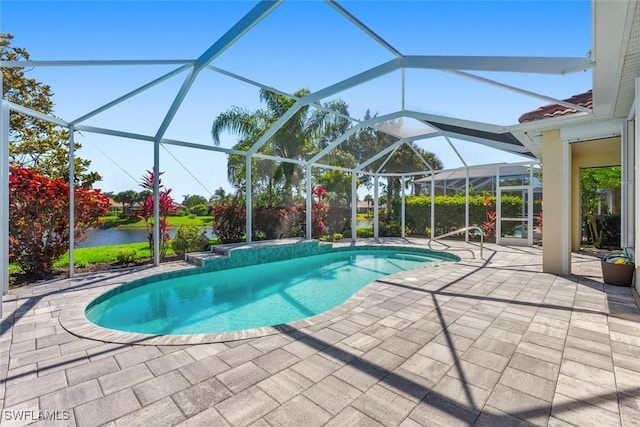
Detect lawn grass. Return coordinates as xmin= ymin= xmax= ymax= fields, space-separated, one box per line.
xmin=100 ymin=215 xmax=213 ymax=228
xmin=8 ymin=242 xmax=156 ymax=273
xmin=9 ymin=237 xmax=220 ymax=272
xmin=356 ymin=213 xmax=373 ymax=221
xmin=54 ymin=242 xmax=159 ymax=267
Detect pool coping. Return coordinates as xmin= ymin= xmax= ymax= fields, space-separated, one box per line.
xmin=59 ymin=243 xmax=458 ymax=345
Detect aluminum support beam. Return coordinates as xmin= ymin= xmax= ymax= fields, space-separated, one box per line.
xmin=355 ymin=139 xmax=407 ymax=172
xmin=308 ymin=59 xmax=401 ymax=104
xmin=246 ymin=156 xmax=253 ymax=243
xmin=402 ymin=55 xmax=593 ymax=74
xmin=361 ymin=171 xmax=433 ymax=177
xmin=68 ymin=127 xmax=75 ymax=278
xmin=306 ymin=166 xmax=312 ymax=240
xmin=153 ymin=142 xmax=160 ymax=266
xmin=1 ymin=54 xmax=588 ymax=75
xmin=528 ymin=166 xmax=534 ymax=246
xmin=71 ymin=65 xmax=191 ymax=125
xmin=6 ymin=101 xmax=68 ymax=127
xmin=325 ymin=0 xmax=402 ymax=58
xmin=0 ymin=59 xmax=194 ymax=67
xmin=74 ymin=125 xmax=155 ymax=142
xmin=406 ymin=143 xmax=435 ymax=172
xmin=307 ymin=126 xmax=361 ymax=165
xmin=1 ymin=102 xmax=8 ymax=305
xmin=445 ymin=69 xmax=592 ymax=113
xmin=496 ymin=167 xmax=501 ymax=245
xmin=634 ymin=79 xmax=640 ymax=292
xmin=194 ymin=1 xmax=281 ymax=72
xmin=307 ymin=111 xmax=405 ymax=166
xmin=375 ymin=145 xmax=401 ymax=174
xmin=310 ymin=163 xmax=355 ymax=173
xmin=75 ymin=124 xmax=357 ymax=172
xmin=430 ymin=173 xmax=435 ymax=240
xmin=444 ymin=136 xmax=468 ymax=240
xmin=401 ymin=176 xmax=406 ymax=238
xmin=157 ymin=0 xmax=281 ymax=141
xmin=351 ymin=173 xmax=357 ymax=243
xmin=246 ymin=99 xmax=305 ymax=155
xmin=374 ymin=175 xmax=379 ymax=239
xmin=465 ymin=168 xmax=470 ymax=242
xmin=622 ymin=118 xmax=635 ymax=248
xmin=441 ymin=131 xmax=533 ymax=155
xmin=248 ymin=59 xmax=400 ymax=156
xmin=206 ymin=65 xmax=368 ymax=132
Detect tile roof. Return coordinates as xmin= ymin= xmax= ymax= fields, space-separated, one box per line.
xmin=518 ymin=90 xmax=592 ymax=123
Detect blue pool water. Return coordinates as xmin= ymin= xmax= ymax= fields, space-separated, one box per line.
xmin=86 ymin=249 xmax=445 ymax=335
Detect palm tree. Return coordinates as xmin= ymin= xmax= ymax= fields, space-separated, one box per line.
xmin=383 ymin=144 xmax=443 ymax=205
xmin=210 ymin=187 xmax=229 ymax=206
xmin=211 ymin=88 xmax=339 ymax=206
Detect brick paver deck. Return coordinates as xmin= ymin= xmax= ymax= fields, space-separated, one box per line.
xmin=2 ymin=239 xmax=639 ymax=426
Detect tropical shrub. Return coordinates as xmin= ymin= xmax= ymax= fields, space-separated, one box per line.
xmin=482 ymin=195 xmax=497 ymax=240
xmin=253 ymin=206 xmax=293 ymax=240
xmin=140 ymin=169 xmax=178 ymax=260
xmin=379 ymin=221 xmax=403 ymax=237
xmin=211 ymin=204 xmax=246 ymax=243
xmin=391 ymin=194 xmax=523 ymax=237
xmin=357 ymin=227 xmax=374 ymax=238
xmin=189 ymin=204 xmax=208 ymax=216
xmin=211 ymin=186 xmax=335 ymax=242
xmin=581 ymin=167 xmax=621 ymax=248
xmin=343 ymin=227 xmax=374 ymax=238
xmin=171 ymin=225 xmax=210 ymax=257
xmin=9 ymin=166 xmax=110 ymax=276
xmin=290 ymin=185 xmax=330 ymax=238
xmin=324 ymin=206 xmax=351 ymax=234
xmin=583 ymin=214 xmax=621 ymax=248
xmin=115 ymin=248 xmax=137 ymax=264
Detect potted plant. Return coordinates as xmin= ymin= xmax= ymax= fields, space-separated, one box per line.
xmin=601 ymin=249 xmax=635 ymax=287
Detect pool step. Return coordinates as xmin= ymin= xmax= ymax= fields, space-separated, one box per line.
xmin=185 ymin=251 xmax=225 ymax=267
xmin=185 ymin=239 xmax=336 ymax=269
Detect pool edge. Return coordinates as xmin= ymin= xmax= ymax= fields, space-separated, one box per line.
xmin=60 ymin=242 xmax=459 ymax=345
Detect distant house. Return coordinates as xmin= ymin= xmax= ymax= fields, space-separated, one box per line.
xmin=356 ymin=200 xmax=370 ymax=214
xmin=356 ymin=200 xmax=386 ymax=213
xmin=106 ymin=197 xmax=121 ymax=214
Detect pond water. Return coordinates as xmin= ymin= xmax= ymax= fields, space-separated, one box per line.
xmin=77 ymin=228 xmax=215 ymax=248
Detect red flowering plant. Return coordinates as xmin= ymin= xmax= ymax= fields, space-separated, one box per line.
xmin=9 ymin=166 xmax=110 ymax=277
xmin=482 ymin=195 xmax=497 ymax=241
xmin=537 ymin=211 xmax=543 ymax=231
xmin=211 ymin=204 xmax=246 ymax=243
xmin=288 ymin=185 xmax=330 ymax=239
xmin=140 ymin=168 xmax=178 ymax=260
xmin=311 ymin=185 xmax=329 ymax=237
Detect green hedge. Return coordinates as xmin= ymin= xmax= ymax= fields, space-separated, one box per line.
xmin=391 ymin=194 xmax=524 ymax=236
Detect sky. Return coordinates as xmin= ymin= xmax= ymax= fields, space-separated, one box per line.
xmin=1 ymin=0 xmax=592 ymax=202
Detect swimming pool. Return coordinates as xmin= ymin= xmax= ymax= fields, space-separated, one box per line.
xmin=86 ymin=248 xmax=454 ymax=335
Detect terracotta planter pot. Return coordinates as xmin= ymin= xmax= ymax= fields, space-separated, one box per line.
xmin=601 ymin=260 xmax=635 ymax=287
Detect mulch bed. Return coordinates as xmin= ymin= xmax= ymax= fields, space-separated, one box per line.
xmin=8 ymin=255 xmax=183 ymax=289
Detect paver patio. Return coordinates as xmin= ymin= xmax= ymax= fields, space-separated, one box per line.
xmin=2 ymin=239 xmax=640 ymax=426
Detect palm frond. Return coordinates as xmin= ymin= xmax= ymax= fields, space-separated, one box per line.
xmin=211 ymin=106 xmax=261 ymax=146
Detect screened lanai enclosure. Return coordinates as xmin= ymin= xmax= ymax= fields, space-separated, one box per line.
xmin=0 ymin=0 xmax=594 ymax=305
